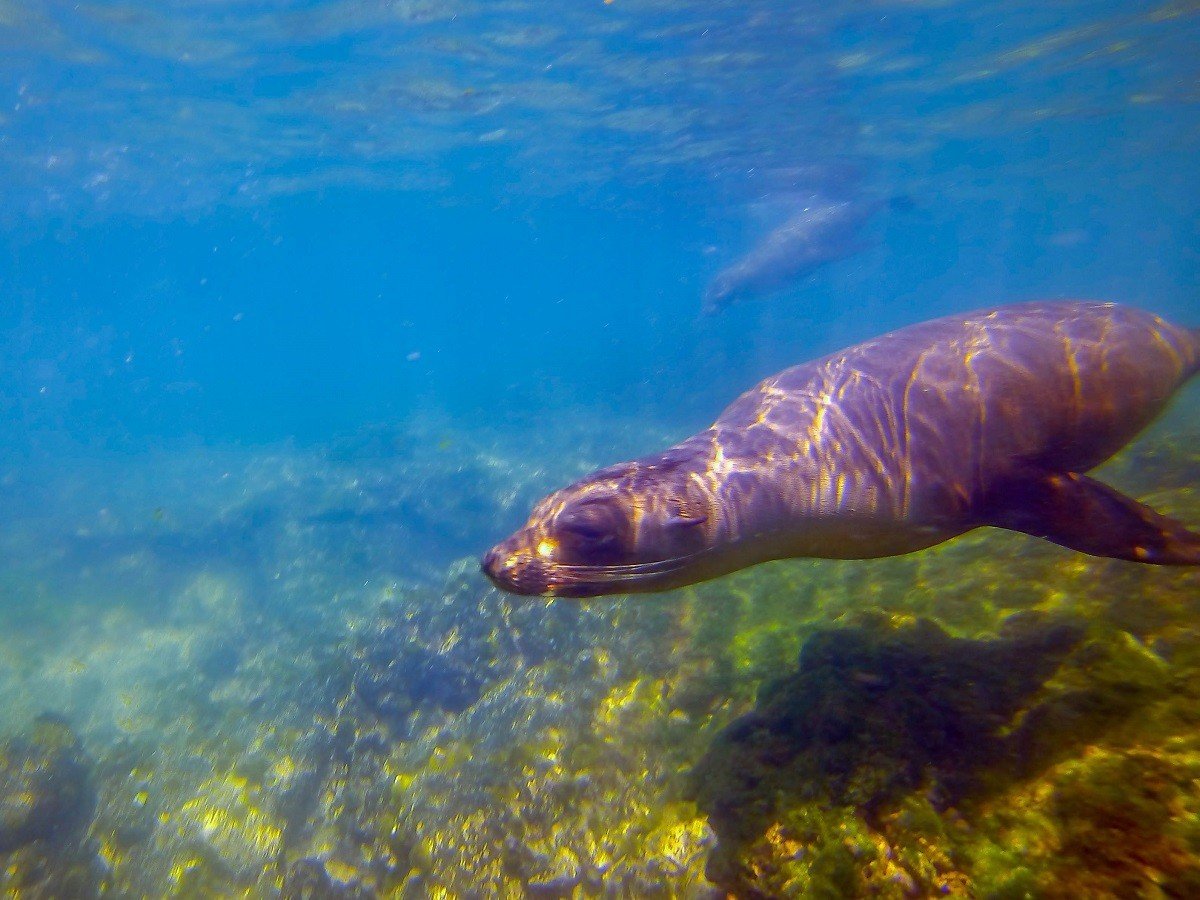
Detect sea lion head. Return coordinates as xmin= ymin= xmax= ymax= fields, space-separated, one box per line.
xmin=482 ymin=453 xmax=715 ymax=598
xmin=701 ymin=271 xmax=738 ymax=314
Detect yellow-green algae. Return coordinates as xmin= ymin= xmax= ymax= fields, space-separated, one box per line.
xmin=0 ymin=416 xmax=1197 ymax=897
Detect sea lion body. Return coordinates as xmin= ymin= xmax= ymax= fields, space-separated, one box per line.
xmin=484 ymin=302 xmax=1200 ymax=597
xmin=703 ymin=196 xmax=869 ymax=313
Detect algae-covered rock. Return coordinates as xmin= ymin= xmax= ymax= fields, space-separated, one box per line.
xmin=0 ymin=715 xmax=103 ymax=897
xmin=1045 ymin=748 xmax=1200 ymax=897
xmin=282 ymin=857 xmax=374 ymax=899
xmin=689 ymin=616 xmax=1093 ymax=894
xmin=692 ymin=618 xmax=1083 ymax=821
xmin=959 ymin=743 xmax=1200 ymax=899
xmin=685 ymin=601 xmax=1199 ymax=898
xmin=354 ymin=636 xmax=490 ymax=730
xmin=0 ymin=714 xmax=95 ymax=853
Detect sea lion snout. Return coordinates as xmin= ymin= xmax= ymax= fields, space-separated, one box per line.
xmin=480 ymin=545 xmax=504 ymax=582
xmin=481 ymin=537 xmax=553 ymax=596
xmin=482 ymin=493 xmax=632 ymax=597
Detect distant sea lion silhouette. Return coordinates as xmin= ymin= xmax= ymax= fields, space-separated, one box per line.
xmin=703 ymin=195 xmax=893 ymax=313
xmin=484 ymin=301 xmax=1200 ymax=597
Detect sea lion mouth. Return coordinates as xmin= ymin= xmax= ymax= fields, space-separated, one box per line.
xmin=489 ymin=547 xmax=719 ymax=598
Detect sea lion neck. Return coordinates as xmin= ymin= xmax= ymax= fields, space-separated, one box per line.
xmin=664 ymin=429 xmax=819 ymax=549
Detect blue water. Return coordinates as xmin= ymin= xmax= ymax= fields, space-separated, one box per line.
xmin=3 ymin=1 xmax=1196 ymax=455
xmin=0 ymin=1 xmax=1198 ymax=895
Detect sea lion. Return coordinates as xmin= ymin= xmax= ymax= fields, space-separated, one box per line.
xmin=703 ymin=195 xmax=870 ymax=314
xmin=702 ymin=193 xmax=916 ymax=314
xmin=483 ymin=301 xmax=1200 ymax=598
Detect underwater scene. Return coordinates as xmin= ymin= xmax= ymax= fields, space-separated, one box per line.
xmin=1 ymin=0 xmax=1199 ymax=897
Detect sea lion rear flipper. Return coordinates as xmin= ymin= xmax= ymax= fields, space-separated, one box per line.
xmin=982 ymin=470 xmax=1200 ymax=565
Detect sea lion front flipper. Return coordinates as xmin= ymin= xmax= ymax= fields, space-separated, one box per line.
xmin=982 ymin=470 xmax=1200 ymax=565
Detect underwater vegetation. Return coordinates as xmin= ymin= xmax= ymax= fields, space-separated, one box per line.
xmin=688 ymin=615 xmax=1172 ymax=897
xmin=0 ymin=405 xmax=1196 ymax=897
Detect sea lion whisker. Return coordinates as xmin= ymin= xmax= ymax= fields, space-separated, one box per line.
xmin=551 ymin=564 xmax=687 ymax=581
xmin=551 ymin=557 xmax=699 ymax=581
xmin=550 ymin=548 xmax=715 ymax=576
xmin=553 ymin=566 xmax=688 ymax=586
xmin=550 ymin=558 xmax=689 ymax=574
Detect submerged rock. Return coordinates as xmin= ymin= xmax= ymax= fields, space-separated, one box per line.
xmin=282 ymin=857 xmax=374 ymax=899
xmin=689 ymin=616 xmax=1092 ymax=893
xmin=1045 ymin=748 xmax=1200 ymax=897
xmin=0 ymin=715 xmax=102 ymax=897
xmin=0 ymin=714 xmax=95 ymax=853
xmin=354 ymin=637 xmax=490 ymax=730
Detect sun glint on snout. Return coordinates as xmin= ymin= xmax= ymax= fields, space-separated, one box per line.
xmin=481 ymin=540 xmax=552 ymax=595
